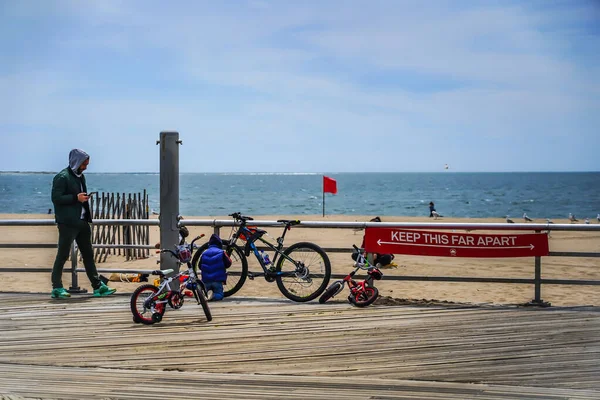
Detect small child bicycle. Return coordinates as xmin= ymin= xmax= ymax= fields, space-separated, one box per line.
xmin=318 ymin=244 xmax=383 ymax=307
xmin=130 ymin=234 xmax=212 ymax=325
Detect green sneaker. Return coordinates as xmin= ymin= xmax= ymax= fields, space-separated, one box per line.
xmin=93 ymin=282 xmax=117 ymax=297
xmin=51 ymin=288 xmax=71 ymax=299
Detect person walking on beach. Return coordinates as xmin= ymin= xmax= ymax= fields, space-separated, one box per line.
xmin=429 ymin=202 xmax=436 ymax=217
xmin=50 ymin=149 xmax=116 ymax=299
xmin=199 ymin=233 xmax=232 ymax=301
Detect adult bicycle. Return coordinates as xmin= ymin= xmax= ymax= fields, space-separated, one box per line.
xmin=192 ymin=212 xmax=331 ymax=302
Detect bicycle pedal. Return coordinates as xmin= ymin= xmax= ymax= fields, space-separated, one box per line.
xmin=248 ymin=273 xmax=255 ymax=280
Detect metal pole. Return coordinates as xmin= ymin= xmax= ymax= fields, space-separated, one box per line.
xmin=534 ymin=255 xmax=542 ymax=302
xmin=158 ymin=131 xmax=181 ymax=289
xmin=529 ymin=255 xmax=550 ymax=306
xmin=68 ymin=241 xmax=85 ymax=293
xmin=527 ymin=230 xmax=550 ymax=307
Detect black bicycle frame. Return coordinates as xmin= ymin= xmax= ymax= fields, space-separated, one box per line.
xmin=233 ymin=223 xmax=297 ymax=277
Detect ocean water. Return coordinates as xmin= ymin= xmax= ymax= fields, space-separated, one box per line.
xmin=0 ymin=172 xmax=598 ymax=220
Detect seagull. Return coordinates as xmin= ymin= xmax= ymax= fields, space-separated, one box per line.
xmin=585 ymin=218 xmax=590 ymax=224
xmin=546 ymin=218 xmax=554 ymax=224
xmin=352 ymin=226 xmax=363 ymax=235
xmin=523 ymin=213 xmax=533 ymax=222
xmin=569 ymin=213 xmax=578 ymax=223
xmin=431 ymin=210 xmax=442 ymax=220
xmin=505 ymin=215 xmax=514 ymax=223
xmin=597 ymin=214 xmax=600 ymax=223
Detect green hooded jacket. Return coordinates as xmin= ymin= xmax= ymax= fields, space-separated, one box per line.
xmin=51 ymin=149 xmax=92 ymax=225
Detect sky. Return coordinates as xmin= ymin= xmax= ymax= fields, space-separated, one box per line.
xmin=1 ymin=0 xmax=599 ymax=173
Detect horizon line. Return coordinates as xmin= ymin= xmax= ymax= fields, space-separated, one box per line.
xmin=1 ymin=170 xmax=599 ymax=174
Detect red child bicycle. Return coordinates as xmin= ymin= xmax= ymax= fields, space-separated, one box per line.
xmin=318 ymin=244 xmax=383 ymax=307
xmin=130 ymin=234 xmax=211 ymax=325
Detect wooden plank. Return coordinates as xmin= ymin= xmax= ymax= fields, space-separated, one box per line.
xmin=143 ymin=189 xmax=149 ymax=258
xmin=0 ymin=364 xmax=598 ymax=400
xmin=0 ymin=293 xmax=598 ymax=398
xmin=117 ymin=193 xmax=122 ymax=256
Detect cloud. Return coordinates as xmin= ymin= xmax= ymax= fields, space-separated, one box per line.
xmin=0 ymin=0 xmax=599 ymax=172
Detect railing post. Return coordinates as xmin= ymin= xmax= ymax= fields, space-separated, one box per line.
xmin=68 ymin=241 xmax=86 ymax=293
xmin=526 ymin=230 xmax=550 ymax=307
xmin=158 ymin=131 xmax=181 ymax=290
xmin=534 ymin=255 xmax=542 ymax=301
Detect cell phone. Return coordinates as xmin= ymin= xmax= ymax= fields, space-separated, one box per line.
xmin=86 ymin=191 xmax=98 ymax=196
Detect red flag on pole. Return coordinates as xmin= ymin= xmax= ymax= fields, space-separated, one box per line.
xmin=323 ymin=176 xmax=337 ymax=194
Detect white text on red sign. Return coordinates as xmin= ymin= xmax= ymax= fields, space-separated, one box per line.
xmin=391 ymin=231 xmax=519 ymax=247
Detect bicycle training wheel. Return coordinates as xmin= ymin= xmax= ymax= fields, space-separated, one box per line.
xmin=130 ymin=284 xmax=165 ymax=325
xmin=318 ymin=281 xmax=344 ymax=304
xmin=193 ymin=284 xmax=212 ymax=322
xmin=192 ymin=242 xmax=248 ymax=298
xmin=349 ymin=286 xmax=379 ymax=308
xmin=276 ymin=241 xmax=331 ymax=302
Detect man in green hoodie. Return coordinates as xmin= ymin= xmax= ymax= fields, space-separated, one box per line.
xmin=50 ymin=149 xmax=116 ymax=299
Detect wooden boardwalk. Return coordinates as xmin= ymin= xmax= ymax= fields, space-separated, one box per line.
xmin=0 ymin=292 xmax=599 ymax=399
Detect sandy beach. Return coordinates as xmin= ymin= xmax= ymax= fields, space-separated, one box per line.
xmin=1 ymin=213 xmax=599 ymax=306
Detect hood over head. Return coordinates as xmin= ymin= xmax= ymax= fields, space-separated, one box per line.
xmin=208 ymin=233 xmax=222 ymax=247
xmin=69 ymin=149 xmax=89 ymax=174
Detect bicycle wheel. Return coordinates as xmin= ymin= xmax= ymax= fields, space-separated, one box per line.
xmin=130 ymin=284 xmax=165 ymax=325
xmin=276 ymin=241 xmax=331 ymax=302
xmin=192 ymin=242 xmax=248 ymax=297
xmin=349 ymin=286 xmax=379 ymax=308
xmin=319 ymin=281 xmax=344 ymax=304
xmin=193 ymin=284 xmax=212 ymax=322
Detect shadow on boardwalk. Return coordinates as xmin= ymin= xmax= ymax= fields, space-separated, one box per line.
xmin=1 ymin=292 xmax=599 ymax=399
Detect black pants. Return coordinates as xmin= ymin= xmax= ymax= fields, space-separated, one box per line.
xmin=375 ymin=254 xmax=393 ymax=266
xmin=51 ymin=220 xmax=101 ymax=290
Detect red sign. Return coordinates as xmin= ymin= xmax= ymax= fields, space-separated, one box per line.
xmin=364 ymin=228 xmax=549 ymax=258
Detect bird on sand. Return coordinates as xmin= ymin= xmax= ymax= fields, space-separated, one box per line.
xmin=569 ymin=213 xmax=578 ymax=223
xmin=585 ymin=218 xmax=590 ymax=224
xmin=431 ymin=210 xmax=442 ymax=220
xmin=523 ymin=213 xmax=533 ymax=222
xmin=506 ymin=215 xmax=514 ymax=223
xmin=546 ymin=218 xmax=554 ymax=224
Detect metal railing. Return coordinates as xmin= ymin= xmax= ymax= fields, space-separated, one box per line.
xmin=0 ymin=219 xmax=158 ymax=292
xmin=1 ymin=218 xmax=599 ymax=305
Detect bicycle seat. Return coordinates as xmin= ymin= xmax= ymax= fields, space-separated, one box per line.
xmin=277 ymin=219 xmax=301 ymax=226
xmin=152 ymin=269 xmax=174 ymax=276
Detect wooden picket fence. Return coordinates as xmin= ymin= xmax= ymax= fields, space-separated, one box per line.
xmin=89 ymin=191 xmax=150 ymax=262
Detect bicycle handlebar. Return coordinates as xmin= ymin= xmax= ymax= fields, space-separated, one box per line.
xmin=230 ymin=212 xmax=301 ymax=230
xmin=351 ymin=244 xmax=372 ymax=270
xmin=229 ymin=212 xmax=253 ymax=222
xmin=161 ymin=249 xmax=178 ymax=258
xmin=159 ymin=234 xmax=205 ymax=259
xmin=190 ymin=234 xmax=205 ymax=248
